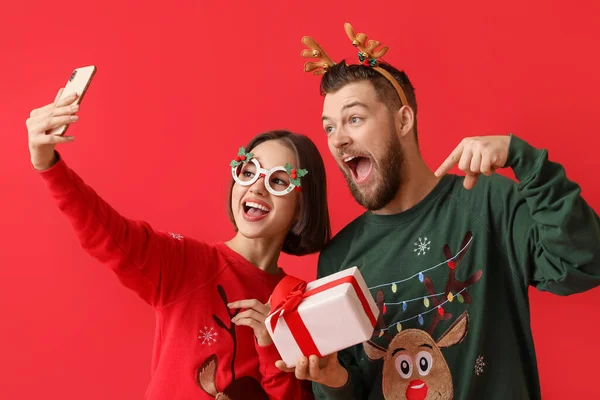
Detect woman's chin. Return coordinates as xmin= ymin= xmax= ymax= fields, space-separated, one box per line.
xmin=235 ymin=222 xmax=268 ymax=240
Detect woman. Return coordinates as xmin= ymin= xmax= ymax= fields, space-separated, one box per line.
xmin=26 ymin=89 xmax=331 ymax=399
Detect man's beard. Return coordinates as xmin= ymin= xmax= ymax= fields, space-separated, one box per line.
xmin=343 ymin=126 xmax=404 ymax=211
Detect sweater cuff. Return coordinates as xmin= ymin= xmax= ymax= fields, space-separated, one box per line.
xmin=312 ymin=375 xmax=355 ymax=400
xmin=255 ymin=341 xmax=284 ymax=376
xmin=505 ymin=134 xmax=547 ymax=184
xmin=36 ymin=152 xmax=76 ymax=195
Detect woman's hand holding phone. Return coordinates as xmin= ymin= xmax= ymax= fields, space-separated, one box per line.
xmin=26 ymin=88 xmax=79 ymax=170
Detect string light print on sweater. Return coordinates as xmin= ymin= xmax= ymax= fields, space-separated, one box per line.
xmin=368 ymin=232 xmax=482 ymax=338
xmin=362 ymin=232 xmax=484 ymax=400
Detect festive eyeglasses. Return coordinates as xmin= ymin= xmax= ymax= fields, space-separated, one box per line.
xmin=230 ymin=147 xmax=308 ymax=196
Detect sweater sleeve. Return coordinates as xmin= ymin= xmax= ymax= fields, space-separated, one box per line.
xmin=255 ymin=341 xmax=315 ymax=400
xmin=500 ymin=135 xmax=600 ymax=294
xmin=37 ymin=153 xmax=212 ymax=308
xmin=311 ymin=350 xmax=361 ymax=400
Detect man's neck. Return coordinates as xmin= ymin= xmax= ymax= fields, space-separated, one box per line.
xmin=372 ymin=154 xmax=440 ymax=215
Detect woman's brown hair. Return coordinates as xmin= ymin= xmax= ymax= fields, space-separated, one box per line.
xmin=227 ymin=130 xmax=331 ymax=256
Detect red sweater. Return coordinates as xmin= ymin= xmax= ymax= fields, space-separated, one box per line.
xmin=38 ymin=154 xmax=313 ymax=400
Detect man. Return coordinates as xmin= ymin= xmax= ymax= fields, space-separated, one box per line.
xmin=277 ymin=24 xmax=600 ymax=399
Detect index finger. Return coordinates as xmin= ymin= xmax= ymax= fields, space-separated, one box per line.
xmin=54 ymin=88 xmax=64 ymax=102
xmin=30 ymin=89 xmax=69 ymax=118
xmin=55 ymin=92 xmax=79 ymax=108
xmin=227 ymin=299 xmax=268 ymax=313
xmin=434 ymin=143 xmax=463 ymax=177
xmin=308 ymin=355 xmax=322 ymax=379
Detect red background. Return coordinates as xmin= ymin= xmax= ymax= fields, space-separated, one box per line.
xmin=2 ymin=0 xmax=599 ymax=398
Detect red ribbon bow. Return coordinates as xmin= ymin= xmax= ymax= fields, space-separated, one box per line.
xmin=268 ymin=276 xmax=323 ymax=357
xmin=268 ymin=276 xmax=307 ymax=332
xmin=267 ymin=273 xmax=378 ymax=360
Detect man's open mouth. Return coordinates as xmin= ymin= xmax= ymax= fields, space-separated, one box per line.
xmin=344 ymin=155 xmax=373 ymax=183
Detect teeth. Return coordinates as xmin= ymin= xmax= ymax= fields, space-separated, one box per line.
xmin=344 ymin=156 xmax=356 ymax=163
xmin=245 ymin=201 xmax=270 ymax=212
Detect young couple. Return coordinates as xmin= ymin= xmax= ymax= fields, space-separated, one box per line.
xmin=27 ymin=23 xmax=600 ymax=400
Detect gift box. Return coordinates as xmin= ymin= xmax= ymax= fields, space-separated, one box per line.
xmin=265 ymin=266 xmax=380 ymax=368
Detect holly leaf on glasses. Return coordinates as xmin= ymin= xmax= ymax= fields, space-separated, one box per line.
xmin=231 ymin=147 xmax=254 ymax=168
xmin=296 ymin=168 xmax=308 ymax=178
xmin=237 ymin=147 xmax=254 ymax=160
xmin=285 ymin=164 xmax=308 ymax=187
xmin=284 ymin=163 xmax=294 ymax=175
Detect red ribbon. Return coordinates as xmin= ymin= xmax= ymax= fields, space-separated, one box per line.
xmin=268 ymin=273 xmax=377 ymax=359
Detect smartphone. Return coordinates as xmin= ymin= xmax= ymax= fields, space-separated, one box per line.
xmin=49 ymin=65 xmax=97 ymax=136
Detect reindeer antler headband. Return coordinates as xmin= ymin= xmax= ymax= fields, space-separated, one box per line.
xmin=301 ymin=23 xmax=409 ymax=107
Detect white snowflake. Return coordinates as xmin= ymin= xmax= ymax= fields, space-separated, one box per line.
xmin=169 ymin=232 xmax=183 ymax=240
xmin=414 ymin=237 xmax=431 ymax=256
xmin=198 ymin=326 xmax=218 ymax=346
xmin=474 ymin=355 xmax=485 ymax=376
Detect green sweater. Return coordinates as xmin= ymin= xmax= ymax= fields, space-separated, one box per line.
xmin=313 ymin=135 xmax=600 ymax=400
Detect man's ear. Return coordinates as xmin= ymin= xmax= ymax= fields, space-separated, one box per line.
xmin=395 ymin=105 xmax=415 ymax=138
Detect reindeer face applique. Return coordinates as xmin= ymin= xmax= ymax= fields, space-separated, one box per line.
xmin=197 ymin=354 xmax=268 ymax=400
xmin=196 ymin=285 xmax=269 ymax=400
xmin=364 ymin=312 xmax=469 ymax=400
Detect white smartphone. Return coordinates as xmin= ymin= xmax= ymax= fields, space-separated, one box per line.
xmin=49 ymin=65 xmax=97 ymax=136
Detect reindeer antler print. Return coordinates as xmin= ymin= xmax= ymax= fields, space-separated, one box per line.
xmin=212 ymin=285 xmax=241 ymax=381
xmin=301 ymin=36 xmax=335 ymax=75
xmin=424 ymin=232 xmax=483 ymax=335
xmin=373 ymin=290 xmax=396 ymax=342
xmin=423 ymin=278 xmax=454 ymax=336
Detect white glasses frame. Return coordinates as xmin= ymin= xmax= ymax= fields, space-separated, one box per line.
xmin=231 ymin=158 xmax=296 ymax=196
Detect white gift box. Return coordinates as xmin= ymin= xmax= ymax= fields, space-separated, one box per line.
xmin=265 ymin=266 xmax=380 ymax=368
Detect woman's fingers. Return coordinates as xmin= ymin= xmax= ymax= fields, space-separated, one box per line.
xmin=28 ymin=115 xmax=78 ymax=136
xmin=54 ymin=88 xmax=64 ymax=102
xmin=34 ymin=134 xmax=75 ymax=145
xmin=55 ymin=92 xmax=79 ymax=108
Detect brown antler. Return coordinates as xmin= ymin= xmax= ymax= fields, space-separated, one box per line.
xmin=423 ymin=278 xmax=454 ymax=336
xmin=344 ymin=23 xmax=389 ymax=59
xmin=423 ymin=232 xmax=483 ymax=335
xmin=213 ymin=285 xmax=240 ymax=381
xmin=343 ymin=23 xmax=409 ymax=106
xmin=372 ymin=289 xmax=396 ymax=342
xmin=301 ymin=36 xmax=335 ymax=75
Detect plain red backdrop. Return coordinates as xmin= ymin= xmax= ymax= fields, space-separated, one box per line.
xmin=2 ymin=0 xmax=599 ymax=398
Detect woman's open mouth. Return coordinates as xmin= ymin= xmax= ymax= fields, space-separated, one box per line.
xmin=242 ymin=201 xmax=271 ymax=222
